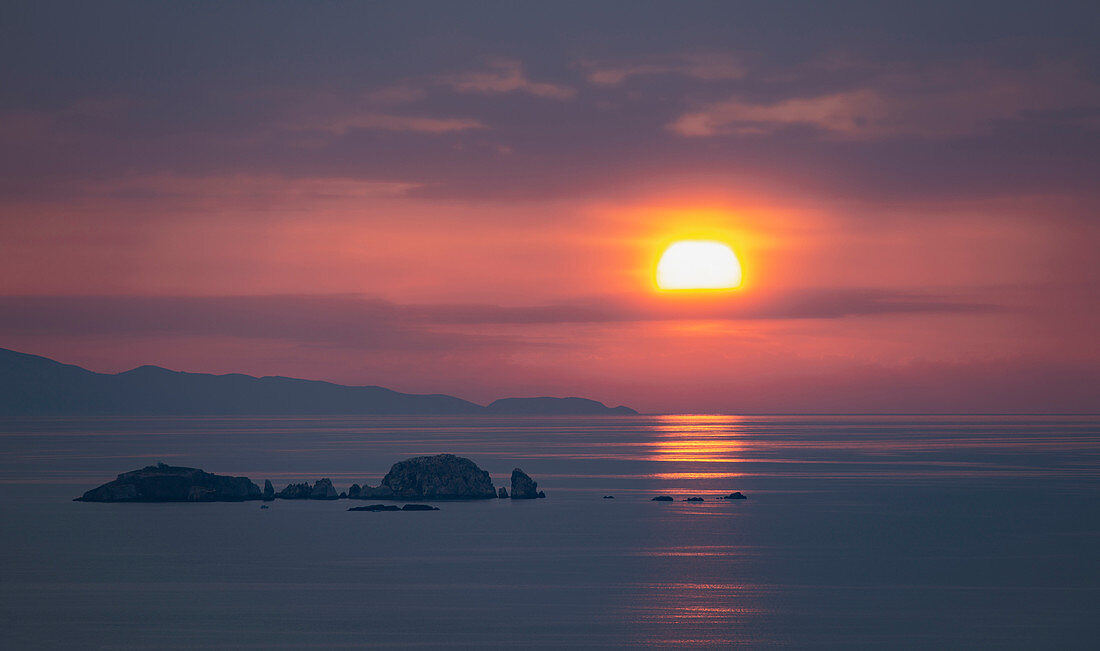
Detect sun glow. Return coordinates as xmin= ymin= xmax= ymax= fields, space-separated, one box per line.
xmin=656 ymin=240 xmax=743 ymax=290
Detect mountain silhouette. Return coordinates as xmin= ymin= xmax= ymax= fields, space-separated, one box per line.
xmin=486 ymin=397 xmax=637 ymax=415
xmin=0 ymin=347 xmax=637 ymax=416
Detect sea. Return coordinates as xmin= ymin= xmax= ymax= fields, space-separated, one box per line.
xmin=0 ymin=415 xmax=1097 ymax=649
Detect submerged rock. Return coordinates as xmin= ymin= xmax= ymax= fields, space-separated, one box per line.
xmin=603 ymin=495 xmax=615 ymax=499
xmin=718 ymin=492 xmax=747 ymax=500
xmin=260 ymin=504 xmax=269 ymax=509
xmin=652 ymin=495 xmax=674 ymax=501
xmin=510 ymin=468 xmax=544 ymax=499
xmin=75 ymin=463 xmax=261 ymax=502
xmin=373 ymin=454 xmax=497 ymax=500
xmin=347 ymin=503 xmax=440 ymax=512
xmin=498 ymin=486 xmax=508 ymax=498
xmin=262 ymin=480 xmax=275 ymax=502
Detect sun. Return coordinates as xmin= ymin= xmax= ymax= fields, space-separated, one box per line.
xmin=656 ymin=240 xmax=743 ymax=290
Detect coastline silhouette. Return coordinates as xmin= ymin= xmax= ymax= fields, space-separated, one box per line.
xmin=0 ymin=347 xmax=636 ymax=416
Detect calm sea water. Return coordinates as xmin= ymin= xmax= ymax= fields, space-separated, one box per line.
xmin=0 ymin=415 xmax=1097 ymax=649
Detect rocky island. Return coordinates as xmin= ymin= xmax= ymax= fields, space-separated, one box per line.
xmin=351 ymin=454 xmax=498 ymax=500
xmin=75 ymin=463 xmax=262 ymax=502
xmin=76 ymin=455 xmax=550 ymax=504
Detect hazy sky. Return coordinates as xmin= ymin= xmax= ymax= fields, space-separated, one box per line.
xmin=2 ymin=1 xmax=1098 ymax=412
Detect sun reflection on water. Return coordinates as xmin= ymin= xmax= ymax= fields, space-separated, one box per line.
xmin=626 ymin=581 xmax=768 ymax=646
xmin=649 ymin=414 xmax=749 ymax=465
xmin=629 ymin=418 xmax=765 ymax=645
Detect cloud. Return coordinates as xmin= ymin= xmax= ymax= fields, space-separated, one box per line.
xmin=301 ymin=112 xmax=485 ymax=134
xmin=438 ymin=59 xmax=575 ymax=100
xmin=243 ymin=85 xmax=485 ymax=136
xmin=0 ymin=295 xmax=498 ymax=352
xmin=669 ymin=61 xmax=1100 ymax=139
xmin=642 ymin=358 xmax=1100 ymax=414
xmin=280 ymin=60 xmax=573 ymax=137
xmin=71 ymin=173 xmax=421 ymax=208
xmin=410 ymin=288 xmax=996 ymax=324
xmin=0 ymin=289 xmax=997 ymax=350
xmin=361 ymin=84 xmax=427 ymax=105
xmin=0 ymin=95 xmax=139 ymax=143
xmin=584 ymin=52 xmax=747 ymax=85
xmin=670 ymin=89 xmax=887 ymax=137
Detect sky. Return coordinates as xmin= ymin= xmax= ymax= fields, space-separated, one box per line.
xmin=2 ymin=1 xmax=1098 ymax=413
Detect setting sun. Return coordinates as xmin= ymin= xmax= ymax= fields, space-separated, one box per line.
xmin=656 ymin=240 xmax=743 ymax=290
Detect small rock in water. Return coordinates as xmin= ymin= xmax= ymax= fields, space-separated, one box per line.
xmin=262 ymin=480 xmax=275 ymax=502
xmin=498 ymin=486 xmax=508 ymax=498
xmin=684 ymin=497 xmax=704 ymax=502
xmin=510 ymin=468 xmax=542 ymax=499
xmin=348 ymin=504 xmax=400 ymax=512
xmin=652 ymin=495 xmax=674 ymax=501
xmin=603 ymin=495 xmax=615 ymax=499
xmin=401 ymin=504 xmax=440 ymax=511
xmin=260 ymin=505 xmax=269 ymax=509
xmin=719 ymin=492 xmax=747 ymax=500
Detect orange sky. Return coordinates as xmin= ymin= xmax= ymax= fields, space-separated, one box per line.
xmin=2 ymin=3 xmax=1098 ymax=412
xmin=3 ymin=176 xmax=1096 ymax=412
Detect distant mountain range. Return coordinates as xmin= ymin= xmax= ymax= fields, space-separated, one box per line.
xmin=0 ymin=347 xmax=637 ymax=417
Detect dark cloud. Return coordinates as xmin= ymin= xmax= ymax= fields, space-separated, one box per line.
xmin=0 ymin=295 xmax=493 ymax=352
xmin=407 ymin=289 xmax=997 ymax=324
xmin=2 ymin=2 xmax=1100 ymax=205
xmin=0 ymin=289 xmax=997 ymax=350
